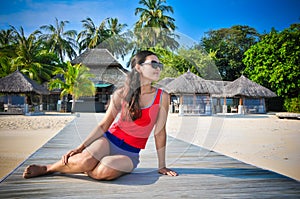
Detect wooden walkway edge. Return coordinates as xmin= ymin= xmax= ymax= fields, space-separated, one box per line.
xmin=0 ymin=113 xmax=299 ymax=198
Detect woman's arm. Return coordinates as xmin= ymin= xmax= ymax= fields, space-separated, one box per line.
xmin=81 ymin=89 xmax=122 ymax=149
xmin=154 ymin=91 xmax=178 ymax=176
xmin=62 ymin=90 xmax=122 ymax=163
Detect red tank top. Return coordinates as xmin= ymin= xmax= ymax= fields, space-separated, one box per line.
xmin=108 ymin=89 xmax=163 ymax=149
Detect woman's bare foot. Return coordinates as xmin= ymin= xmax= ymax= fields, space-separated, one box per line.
xmin=23 ymin=165 xmax=48 ymax=178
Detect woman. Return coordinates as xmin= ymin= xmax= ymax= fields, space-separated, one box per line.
xmin=23 ymin=50 xmax=178 ymax=180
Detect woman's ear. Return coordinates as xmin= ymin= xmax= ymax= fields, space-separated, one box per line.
xmin=135 ymin=64 xmax=142 ymax=73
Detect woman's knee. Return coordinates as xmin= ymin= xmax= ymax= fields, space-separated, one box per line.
xmin=87 ymin=165 xmax=122 ymax=181
xmin=69 ymin=152 xmax=99 ymax=171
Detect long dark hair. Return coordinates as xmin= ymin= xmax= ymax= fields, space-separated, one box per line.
xmin=122 ymin=50 xmax=157 ymax=121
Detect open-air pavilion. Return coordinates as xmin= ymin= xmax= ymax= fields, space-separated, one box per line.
xmin=213 ymin=75 xmax=277 ymax=114
xmin=156 ymin=71 xmax=277 ymax=115
xmin=157 ymin=70 xmax=221 ymax=115
xmin=0 ymin=70 xmax=49 ymax=114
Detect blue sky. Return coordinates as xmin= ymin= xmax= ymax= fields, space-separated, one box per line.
xmin=0 ymin=0 xmax=299 ymax=41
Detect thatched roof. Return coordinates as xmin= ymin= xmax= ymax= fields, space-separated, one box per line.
xmin=71 ymin=48 xmax=128 ymax=87
xmin=154 ymin=77 xmax=175 ymax=90
xmin=164 ymin=71 xmax=221 ymax=94
xmin=71 ymin=48 xmax=123 ymax=68
xmin=214 ymin=75 xmax=277 ymax=98
xmin=0 ymin=70 xmax=49 ymax=95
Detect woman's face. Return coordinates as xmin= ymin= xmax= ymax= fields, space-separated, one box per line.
xmin=138 ymin=55 xmax=162 ymax=82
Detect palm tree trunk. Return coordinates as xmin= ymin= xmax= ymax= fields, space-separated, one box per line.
xmin=71 ymin=95 xmax=76 ymax=113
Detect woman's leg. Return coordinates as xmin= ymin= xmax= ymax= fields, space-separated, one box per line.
xmin=87 ymin=155 xmax=134 ymax=180
xmin=23 ymin=137 xmax=110 ymax=178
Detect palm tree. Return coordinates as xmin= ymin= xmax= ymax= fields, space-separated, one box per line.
xmin=0 ymin=56 xmax=14 ymax=78
xmin=77 ymin=17 xmax=109 ymax=53
xmin=0 ymin=28 xmax=18 ymax=61
xmin=134 ymin=0 xmax=178 ymax=50
xmin=107 ymin=18 xmax=127 ymax=36
xmin=135 ymin=0 xmax=175 ymax=30
xmin=99 ymin=18 xmax=130 ymax=59
xmin=0 ymin=28 xmax=16 ymax=47
xmin=10 ymin=26 xmax=58 ymax=82
xmin=48 ymin=61 xmax=96 ymax=113
xmin=0 ymin=28 xmax=17 ymax=77
xmin=40 ymin=18 xmax=77 ymax=62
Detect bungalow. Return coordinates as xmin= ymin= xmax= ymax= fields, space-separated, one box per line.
xmin=156 ymin=71 xmax=277 ymax=115
xmin=47 ymin=48 xmax=128 ymax=112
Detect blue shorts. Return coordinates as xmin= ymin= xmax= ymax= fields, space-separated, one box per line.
xmin=103 ymin=131 xmax=140 ymax=169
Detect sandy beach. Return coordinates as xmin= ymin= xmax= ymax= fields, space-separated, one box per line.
xmin=0 ymin=113 xmax=75 ymax=180
xmin=166 ymin=113 xmax=300 ymax=181
xmin=0 ymin=112 xmax=299 ymax=181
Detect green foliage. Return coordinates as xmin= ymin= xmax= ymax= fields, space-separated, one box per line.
xmin=0 ymin=26 xmax=59 ymax=82
xmin=77 ymin=17 xmax=130 ymax=59
xmin=177 ymin=48 xmax=221 ymax=80
xmin=48 ymin=62 xmax=95 ymax=113
xmin=284 ymin=97 xmax=300 ymax=113
xmin=200 ymin=25 xmax=260 ymax=81
xmin=149 ymin=46 xmax=192 ymax=79
xmin=243 ymin=24 xmax=300 ymax=101
xmin=0 ymin=56 xmax=15 ymax=77
xmin=134 ymin=0 xmax=178 ymax=51
xmin=40 ymin=18 xmax=77 ymax=62
xmin=149 ymin=45 xmax=220 ymax=80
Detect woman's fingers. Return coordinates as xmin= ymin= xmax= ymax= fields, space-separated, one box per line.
xmin=166 ymin=170 xmax=178 ymax=176
xmin=62 ymin=150 xmax=75 ymax=165
xmin=158 ymin=167 xmax=178 ymax=176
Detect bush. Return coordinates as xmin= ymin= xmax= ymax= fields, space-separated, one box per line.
xmin=284 ymin=97 xmax=300 ymax=113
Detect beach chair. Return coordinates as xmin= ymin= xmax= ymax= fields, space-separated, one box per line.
xmin=230 ymin=106 xmax=238 ymax=113
xmin=4 ymin=104 xmax=8 ymax=112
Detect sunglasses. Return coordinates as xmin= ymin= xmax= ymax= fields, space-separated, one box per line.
xmin=141 ymin=61 xmax=164 ymax=70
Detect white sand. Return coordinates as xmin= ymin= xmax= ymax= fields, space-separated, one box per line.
xmin=166 ymin=114 xmax=300 ymax=181
xmin=0 ymin=112 xmax=299 ymax=182
xmin=0 ymin=113 xmax=75 ymax=179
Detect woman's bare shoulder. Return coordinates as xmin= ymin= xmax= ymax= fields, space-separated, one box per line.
xmin=110 ymin=87 xmax=124 ymax=110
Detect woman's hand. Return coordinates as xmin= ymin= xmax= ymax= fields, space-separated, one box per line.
xmin=62 ymin=145 xmax=85 ymax=165
xmin=158 ymin=167 xmax=178 ymax=176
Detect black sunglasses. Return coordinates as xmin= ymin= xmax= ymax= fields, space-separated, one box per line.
xmin=141 ymin=61 xmax=164 ymax=70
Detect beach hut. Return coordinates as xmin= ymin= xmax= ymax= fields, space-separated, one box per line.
xmin=70 ymin=48 xmax=128 ymax=112
xmin=213 ymin=75 xmax=277 ymax=114
xmin=160 ymin=70 xmax=220 ymax=115
xmin=0 ymin=70 xmax=49 ymax=114
xmin=71 ymin=48 xmax=127 ymax=87
xmin=155 ymin=77 xmax=175 ymax=90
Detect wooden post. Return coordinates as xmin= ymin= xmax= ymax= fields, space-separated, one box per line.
xmin=223 ymin=97 xmax=227 ymax=113
xmin=238 ymin=97 xmax=244 ymax=114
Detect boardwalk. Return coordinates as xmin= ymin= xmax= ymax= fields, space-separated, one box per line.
xmin=0 ymin=113 xmax=299 ymax=198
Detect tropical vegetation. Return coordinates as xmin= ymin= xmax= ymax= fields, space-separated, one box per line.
xmin=48 ymin=62 xmax=95 ymax=113
xmin=0 ymin=0 xmax=299 ymax=112
xmin=243 ymin=24 xmax=300 ymax=112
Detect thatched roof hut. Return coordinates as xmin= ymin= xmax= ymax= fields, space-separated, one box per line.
xmin=0 ymin=70 xmax=49 ymax=95
xmin=71 ymin=48 xmax=121 ymax=66
xmin=154 ymin=77 xmax=175 ymax=90
xmin=71 ymin=48 xmax=128 ymax=87
xmin=214 ymin=75 xmax=277 ymax=98
xmin=164 ymin=71 xmax=220 ymax=94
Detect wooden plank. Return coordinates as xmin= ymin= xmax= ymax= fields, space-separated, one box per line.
xmin=0 ymin=113 xmax=299 ymax=198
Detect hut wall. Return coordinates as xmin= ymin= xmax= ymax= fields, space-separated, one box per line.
xmin=244 ymin=98 xmax=266 ymax=113
xmin=181 ymin=94 xmax=211 ymax=115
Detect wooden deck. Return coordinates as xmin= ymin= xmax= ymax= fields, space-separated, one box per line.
xmin=0 ymin=113 xmax=299 ymax=198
